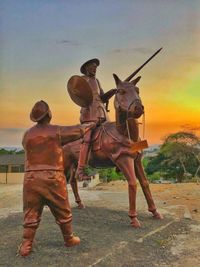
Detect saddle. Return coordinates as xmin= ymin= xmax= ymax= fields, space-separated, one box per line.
xmin=64 ymin=122 xmax=148 ymax=160
xmin=91 ymin=121 xmax=148 ymax=154
xmin=91 ymin=121 xmax=131 ymax=152
xmin=90 ymin=122 xmax=106 ymax=151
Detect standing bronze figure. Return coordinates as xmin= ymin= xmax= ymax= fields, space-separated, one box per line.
xmin=64 ymin=52 xmax=163 ymax=227
xmin=19 ymin=100 xmax=93 ymax=256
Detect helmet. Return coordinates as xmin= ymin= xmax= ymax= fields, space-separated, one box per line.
xmin=80 ymin=58 xmax=100 ymax=75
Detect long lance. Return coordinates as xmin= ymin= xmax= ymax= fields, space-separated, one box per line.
xmin=124 ymin=47 xmax=163 ymax=82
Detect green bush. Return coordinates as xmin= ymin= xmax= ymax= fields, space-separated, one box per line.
xmin=148 ymin=171 xmax=162 ymax=183
xmin=142 ymin=157 xmax=150 ymax=168
xmin=98 ymin=167 xmax=124 ymax=182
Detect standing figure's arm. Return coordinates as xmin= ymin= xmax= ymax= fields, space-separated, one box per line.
xmin=59 ymin=123 xmax=96 ymax=145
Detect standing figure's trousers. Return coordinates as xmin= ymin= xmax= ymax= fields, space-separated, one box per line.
xmin=23 ymin=170 xmax=72 ymax=229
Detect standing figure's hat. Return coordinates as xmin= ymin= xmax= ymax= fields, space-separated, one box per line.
xmin=80 ymin=58 xmax=100 ymax=75
xmin=30 ymin=100 xmax=51 ymax=122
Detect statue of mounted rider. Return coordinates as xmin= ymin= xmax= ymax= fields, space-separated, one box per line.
xmin=65 ymin=48 xmax=163 ymax=227
xmin=67 ymin=48 xmax=162 ymax=180
xmin=68 ymin=58 xmax=117 ymax=181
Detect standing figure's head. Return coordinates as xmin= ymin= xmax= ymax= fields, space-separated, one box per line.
xmin=80 ymin=58 xmax=100 ymax=77
xmin=30 ymin=100 xmax=52 ymax=123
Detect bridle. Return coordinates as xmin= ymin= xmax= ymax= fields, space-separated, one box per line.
xmin=115 ymin=90 xmax=145 ymax=141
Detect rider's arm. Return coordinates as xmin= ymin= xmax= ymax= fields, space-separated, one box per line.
xmin=97 ymin=79 xmax=117 ymax=103
xmin=100 ymin=89 xmax=117 ymax=103
xmin=97 ymin=79 xmax=117 ymax=111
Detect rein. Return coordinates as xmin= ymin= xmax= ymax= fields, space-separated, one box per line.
xmin=115 ymin=88 xmax=145 ymax=141
xmin=126 ymin=100 xmax=145 ymax=141
xmin=125 ymin=113 xmax=145 ymax=141
xmin=142 ymin=112 xmax=145 ymax=139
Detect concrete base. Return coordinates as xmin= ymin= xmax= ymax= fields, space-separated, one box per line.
xmin=88 ymin=173 xmax=100 ymax=188
xmin=0 ymin=173 xmax=24 ymax=184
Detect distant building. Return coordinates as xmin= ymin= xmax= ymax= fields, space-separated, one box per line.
xmin=0 ymin=154 xmax=25 ymax=184
xmin=143 ymin=145 xmax=160 ymax=158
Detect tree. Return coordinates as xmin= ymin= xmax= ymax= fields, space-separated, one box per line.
xmin=145 ymin=153 xmax=165 ymax=175
xmin=0 ymin=148 xmax=24 ymax=155
xmin=145 ymin=132 xmax=200 ymax=182
xmin=161 ymin=132 xmax=200 ymax=182
xmin=0 ymin=148 xmax=13 ymax=155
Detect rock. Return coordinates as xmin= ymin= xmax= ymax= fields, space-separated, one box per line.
xmin=83 ymin=181 xmax=89 ymax=188
xmin=88 ymin=173 xmax=100 ymax=188
xmin=183 ymin=206 xmax=192 ymax=220
xmin=192 ymin=209 xmax=198 ymax=213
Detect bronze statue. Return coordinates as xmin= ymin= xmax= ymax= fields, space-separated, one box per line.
xmin=18 ymin=100 xmax=94 ymax=256
xmin=64 ymin=52 xmax=163 ymax=227
xmin=68 ymin=59 xmax=117 ymax=181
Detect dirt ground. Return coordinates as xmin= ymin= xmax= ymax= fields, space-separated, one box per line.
xmin=0 ymin=181 xmax=200 ymax=267
xmin=96 ymin=181 xmax=200 ymax=221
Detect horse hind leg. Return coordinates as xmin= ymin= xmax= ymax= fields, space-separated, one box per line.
xmin=134 ymin=153 xmax=163 ymax=219
xmin=115 ymin=155 xmax=141 ymax=228
xmin=69 ymin=166 xmax=85 ymax=209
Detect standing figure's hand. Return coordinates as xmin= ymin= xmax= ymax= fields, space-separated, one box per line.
xmin=81 ymin=122 xmax=96 ymax=135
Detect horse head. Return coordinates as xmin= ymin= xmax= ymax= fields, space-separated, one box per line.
xmin=113 ymin=74 xmax=144 ymax=119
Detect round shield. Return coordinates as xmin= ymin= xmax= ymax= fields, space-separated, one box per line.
xmin=67 ymin=75 xmax=93 ymax=107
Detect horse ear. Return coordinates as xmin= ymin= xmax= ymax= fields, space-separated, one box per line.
xmin=113 ymin=74 xmax=122 ymax=85
xmin=131 ymin=76 xmax=141 ymax=85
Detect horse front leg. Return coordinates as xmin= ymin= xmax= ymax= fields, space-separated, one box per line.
xmin=69 ymin=166 xmax=85 ymax=209
xmin=134 ymin=153 xmax=163 ymax=219
xmin=115 ymin=155 xmax=141 ymax=228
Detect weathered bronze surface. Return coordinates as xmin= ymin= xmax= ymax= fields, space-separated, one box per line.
xmin=64 ymin=73 xmax=163 ymax=227
xmin=19 ymin=100 xmax=93 ymax=256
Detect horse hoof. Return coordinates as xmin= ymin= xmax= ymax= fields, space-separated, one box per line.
xmin=153 ymin=211 xmax=164 ymax=220
xmin=77 ymin=203 xmax=85 ymax=209
xmin=130 ymin=218 xmax=141 ymax=228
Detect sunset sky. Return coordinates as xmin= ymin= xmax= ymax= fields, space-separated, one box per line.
xmin=0 ymin=0 xmax=200 ymax=146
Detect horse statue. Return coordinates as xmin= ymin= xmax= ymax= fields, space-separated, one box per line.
xmin=63 ymin=72 xmax=163 ymax=228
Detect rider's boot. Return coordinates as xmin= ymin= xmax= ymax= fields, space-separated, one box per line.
xmin=76 ymin=128 xmax=93 ymax=181
xmin=76 ymin=142 xmax=91 ymax=181
xmin=59 ymin=223 xmax=80 ymax=247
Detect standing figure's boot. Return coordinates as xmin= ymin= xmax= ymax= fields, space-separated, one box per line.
xmin=18 ymin=227 xmax=36 ymax=257
xmin=76 ymin=143 xmax=91 ymax=181
xmin=60 ymin=223 xmax=80 ymax=247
